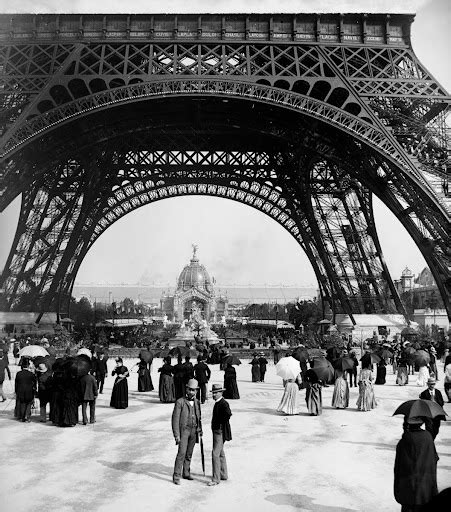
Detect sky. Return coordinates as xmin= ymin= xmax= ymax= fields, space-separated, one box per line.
xmin=0 ymin=0 xmax=449 ymax=287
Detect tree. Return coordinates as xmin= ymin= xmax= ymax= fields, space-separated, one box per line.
xmin=71 ymin=297 xmax=94 ymax=327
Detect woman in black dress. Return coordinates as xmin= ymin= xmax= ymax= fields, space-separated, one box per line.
xmin=375 ymin=360 xmax=387 ymax=385
xmin=137 ymin=358 xmax=154 ymax=392
xmin=258 ymin=353 xmax=269 ymax=382
xmin=223 ymin=363 xmax=240 ymax=399
xmin=250 ymin=354 xmax=261 ymax=382
xmin=110 ymin=358 xmax=129 ymax=409
xmin=158 ymin=356 xmax=175 ymax=403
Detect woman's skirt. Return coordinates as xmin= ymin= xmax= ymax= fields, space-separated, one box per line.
xmin=306 ymin=384 xmax=322 ymax=416
xmin=416 ymin=366 xmax=430 ymax=387
xmin=110 ymin=378 xmax=129 ymax=409
xmin=224 ymin=377 xmax=240 ymax=399
xmin=138 ymin=369 xmax=154 ymax=392
xmin=375 ymin=366 xmax=386 ymax=385
xmin=396 ymin=367 xmax=408 ymax=386
xmin=251 ymin=366 xmax=260 ymax=382
xmin=159 ymin=374 xmax=175 ymax=403
xmin=356 ymin=381 xmax=377 ymax=411
xmin=331 ymin=377 xmax=349 ymax=408
xmin=277 ymin=382 xmax=299 ymax=415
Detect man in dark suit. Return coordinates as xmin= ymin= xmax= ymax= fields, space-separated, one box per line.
xmin=93 ymin=353 xmax=108 ymax=394
xmin=78 ymin=372 xmax=98 ymax=425
xmin=419 ymin=377 xmax=445 ymax=439
xmin=171 ymin=378 xmax=202 ymax=485
xmin=194 ymin=356 xmax=211 ymax=404
xmin=208 ymin=384 xmax=232 ymax=486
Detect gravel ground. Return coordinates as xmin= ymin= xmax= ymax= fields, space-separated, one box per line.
xmin=1 ymin=357 xmax=449 ymax=512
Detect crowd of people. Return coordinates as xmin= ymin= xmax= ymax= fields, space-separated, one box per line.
xmin=1 ymin=332 xmax=450 ymax=507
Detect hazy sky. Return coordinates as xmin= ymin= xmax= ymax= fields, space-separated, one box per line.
xmin=0 ymin=0 xmax=449 ymax=287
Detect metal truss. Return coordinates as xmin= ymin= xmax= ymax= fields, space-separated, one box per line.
xmin=0 ymin=13 xmax=449 ymax=319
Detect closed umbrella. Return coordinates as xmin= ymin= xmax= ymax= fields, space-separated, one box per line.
xmin=19 ymin=345 xmax=49 ymax=358
xmin=275 ymin=356 xmax=301 ymax=381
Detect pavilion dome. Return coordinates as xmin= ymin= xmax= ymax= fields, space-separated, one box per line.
xmin=177 ymin=248 xmax=212 ymax=292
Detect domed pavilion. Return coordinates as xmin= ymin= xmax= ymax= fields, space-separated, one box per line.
xmin=160 ymin=245 xmax=228 ymax=322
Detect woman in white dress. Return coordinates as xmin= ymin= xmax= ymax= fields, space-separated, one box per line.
xmin=332 ymin=370 xmax=349 ymax=409
xmin=277 ymin=374 xmax=301 ymax=415
xmin=416 ymin=364 xmax=430 ymax=387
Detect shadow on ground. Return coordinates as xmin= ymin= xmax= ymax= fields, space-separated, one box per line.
xmin=98 ymin=460 xmax=174 ymax=483
xmin=265 ymin=493 xmax=357 ymax=511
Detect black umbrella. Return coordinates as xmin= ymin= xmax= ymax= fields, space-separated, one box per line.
xmin=223 ymin=354 xmax=241 ymax=366
xmin=332 ymin=357 xmax=355 ymax=371
xmin=139 ymin=349 xmax=154 ymax=363
xmin=310 ymin=358 xmax=335 ymax=383
xmin=154 ymin=349 xmax=171 ymax=359
xmin=393 ymin=399 xmax=447 ymax=421
xmin=169 ymin=346 xmax=198 ymax=358
xmin=360 ymin=353 xmax=381 ymax=367
xmin=291 ymin=347 xmax=310 ymax=362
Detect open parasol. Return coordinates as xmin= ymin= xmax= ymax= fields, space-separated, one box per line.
xmin=413 ymin=350 xmax=430 ymax=367
xmin=275 ymin=356 xmax=301 ymax=381
xmin=291 ymin=347 xmax=310 ymax=362
xmin=223 ymin=354 xmax=241 ymax=366
xmin=169 ymin=346 xmax=198 ymax=358
xmin=76 ymin=348 xmax=92 ymax=359
xmin=378 ymin=348 xmax=392 ymax=360
xmin=310 ymin=357 xmax=335 ymax=382
xmin=360 ymin=352 xmax=381 ymax=367
xmin=332 ymin=357 xmax=355 ymax=371
xmin=138 ymin=349 xmax=154 ymax=363
xmin=19 ymin=345 xmax=49 ymax=358
xmin=393 ymin=399 xmax=447 ymax=421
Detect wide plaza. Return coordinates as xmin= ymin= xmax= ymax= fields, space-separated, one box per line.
xmin=1 ymin=357 xmax=449 ymax=512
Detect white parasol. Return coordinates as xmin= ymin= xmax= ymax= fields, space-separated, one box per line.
xmin=19 ymin=345 xmax=49 ymax=358
xmin=275 ymin=356 xmax=301 ymax=381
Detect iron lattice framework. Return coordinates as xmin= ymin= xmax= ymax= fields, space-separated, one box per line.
xmin=0 ymin=13 xmax=449 ymax=321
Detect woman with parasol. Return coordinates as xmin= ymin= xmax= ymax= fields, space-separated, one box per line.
xmin=110 ymin=357 xmax=129 ymax=409
xmin=356 ymin=362 xmax=377 ymax=411
xmin=396 ymin=352 xmax=409 ymax=386
xmin=415 ymin=350 xmax=430 ymax=387
xmin=375 ymin=359 xmax=387 ymax=385
xmin=276 ymin=356 xmax=301 ymax=415
xmin=331 ymin=370 xmax=349 ymax=409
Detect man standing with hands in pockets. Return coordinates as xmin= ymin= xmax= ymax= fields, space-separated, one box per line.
xmin=208 ymin=383 xmax=232 ymax=486
xmin=171 ymin=378 xmax=202 ymax=485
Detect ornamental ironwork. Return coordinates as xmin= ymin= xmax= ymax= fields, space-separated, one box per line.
xmin=0 ymin=13 xmax=449 ymax=321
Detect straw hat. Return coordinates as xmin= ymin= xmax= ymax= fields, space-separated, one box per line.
xmin=36 ymin=363 xmax=48 ymax=373
xmin=211 ymin=384 xmax=224 ymax=393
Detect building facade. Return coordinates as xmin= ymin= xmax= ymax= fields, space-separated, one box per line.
xmin=160 ymin=247 xmax=228 ymax=323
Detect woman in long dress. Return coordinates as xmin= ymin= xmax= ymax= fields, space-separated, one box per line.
xmin=158 ymin=356 xmax=175 ymax=403
xmin=331 ymin=370 xmax=349 ymax=409
xmin=305 ymin=369 xmax=322 ymax=416
xmin=277 ymin=374 xmax=301 ymax=415
xmin=137 ymin=359 xmax=154 ymax=392
xmin=356 ymin=366 xmax=377 ymax=411
xmin=110 ymin=357 xmax=129 ymax=409
xmin=396 ymin=355 xmax=409 ymax=385
xmin=416 ymin=364 xmax=430 ymax=387
xmin=250 ymin=354 xmax=261 ymax=382
xmin=223 ymin=363 xmax=240 ymax=399
xmin=375 ymin=360 xmax=387 ymax=385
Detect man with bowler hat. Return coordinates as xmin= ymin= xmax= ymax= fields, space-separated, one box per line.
xmin=208 ymin=384 xmax=232 ymax=486
xmin=171 ymin=378 xmax=202 ymax=485
xmin=419 ymin=377 xmax=444 ymax=439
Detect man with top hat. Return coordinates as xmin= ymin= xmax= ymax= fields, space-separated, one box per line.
xmin=35 ymin=362 xmax=52 ymax=422
xmin=208 ymin=383 xmax=232 ymax=486
xmin=419 ymin=377 xmax=444 ymax=439
xmin=171 ymin=378 xmax=202 ymax=485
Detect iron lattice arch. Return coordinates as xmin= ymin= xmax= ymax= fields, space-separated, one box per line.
xmin=0 ymin=13 xmax=449 ymax=320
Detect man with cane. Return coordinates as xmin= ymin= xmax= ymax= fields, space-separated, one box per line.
xmin=171 ymin=378 xmax=203 ymax=485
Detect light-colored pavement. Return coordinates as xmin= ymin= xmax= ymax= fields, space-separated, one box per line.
xmin=1 ymin=358 xmax=449 ymax=512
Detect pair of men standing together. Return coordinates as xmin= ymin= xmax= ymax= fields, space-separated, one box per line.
xmin=171 ymin=378 xmax=232 ymax=486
